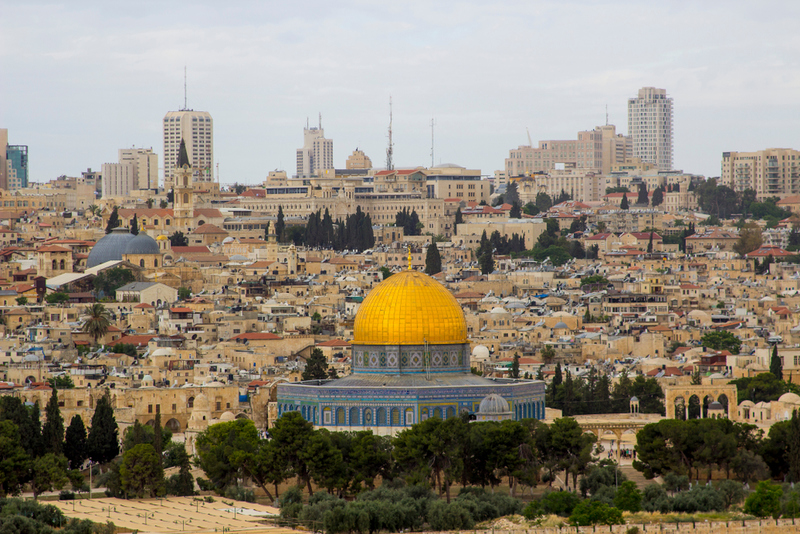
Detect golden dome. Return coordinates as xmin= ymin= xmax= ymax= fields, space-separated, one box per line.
xmin=353 ymin=270 xmax=467 ymax=345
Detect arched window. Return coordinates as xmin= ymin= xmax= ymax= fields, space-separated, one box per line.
xmin=52 ymin=259 xmax=57 ymax=269
xmin=154 ymin=259 xmax=158 ymax=267
xmin=140 ymin=259 xmax=145 ymax=267
xmin=60 ymin=259 xmax=65 ymax=270
xmin=183 ymin=193 xmax=189 ymax=203
xmin=376 ymin=407 xmax=386 ymax=426
xmin=336 ymin=407 xmax=345 ymax=425
xmin=349 ymin=407 xmax=359 ymax=425
xmin=187 ymin=397 xmax=194 ymax=408
xmin=391 ymin=408 xmax=400 ymax=426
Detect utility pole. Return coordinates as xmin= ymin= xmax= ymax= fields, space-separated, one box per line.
xmin=386 ymin=97 xmax=394 ymax=171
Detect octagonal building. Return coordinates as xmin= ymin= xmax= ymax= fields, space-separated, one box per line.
xmin=277 ymin=269 xmax=545 ymax=434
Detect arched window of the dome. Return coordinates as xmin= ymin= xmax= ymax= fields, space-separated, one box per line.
xmin=323 ymin=407 xmax=332 ymax=425
xmin=336 ymin=408 xmax=345 ymax=425
xmin=364 ymin=408 xmax=372 ymax=424
xmin=404 ymin=408 xmax=414 ymax=425
xmin=349 ymin=407 xmax=359 ymax=425
xmin=391 ymin=408 xmax=400 ymax=426
xmin=376 ymin=407 xmax=386 ymax=426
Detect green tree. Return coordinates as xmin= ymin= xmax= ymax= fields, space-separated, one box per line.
xmin=130 ymin=214 xmax=139 ymax=236
xmin=47 ymin=375 xmax=75 ymax=389
xmin=63 ymin=415 xmax=88 ymax=470
xmin=119 ymin=443 xmax=164 ymax=498
xmin=303 ymin=348 xmax=329 ymax=381
xmin=270 ymin=412 xmax=316 ymax=494
xmin=92 ymin=267 xmax=135 ymax=298
xmin=105 ymin=207 xmax=121 ymax=234
xmin=620 ymin=194 xmax=629 ymax=210
xmin=177 ymin=287 xmax=191 ymax=300
xmin=160 ymin=199 xmax=168 ymax=208
xmin=164 ymin=444 xmax=195 ymax=496
xmin=651 ymin=186 xmax=664 ymax=207
xmin=744 ymin=480 xmax=783 ymax=518
xmin=771 ymin=345 xmax=783 ymax=380
xmin=613 ymin=480 xmax=642 ymax=512
xmin=0 ymin=419 xmax=30 ymax=496
xmin=700 ymin=331 xmax=741 ymax=354
xmin=87 ymin=390 xmax=119 ymax=465
xmin=30 ymin=453 xmax=69 ymax=500
xmin=275 ymin=206 xmax=286 ymax=240
xmin=41 ymin=388 xmax=64 ymax=455
xmin=15 ymin=296 xmax=27 ymax=306
xmin=45 ymin=292 xmax=69 ymax=305
xmin=479 ymin=251 xmax=494 ymax=275
xmin=535 ymin=192 xmax=552 ymax=212
xmin=511 ymin=353 xmax=520 ymax=379
xmin=637 ymin=182 xmax=649 ymax=205
xmin=122 ymin=420 xmax=172 ymax=453
xmin=424 ymin=242 xmax=442 ymax=275
xmin=379 ymin=266 xmax=392 ymax=280
xmin=510 ymin=202 xmax=521 ymax=218
xmin=791 ymin=409 xmax=800 ymax=483
xmin=733 ymin=222 xmax=763 ymax=256
xmin=169 ymin=231 xmax=188 ymax=247
xmin=81 ymin=303 xmax=111 ymax=346
xmin=0 ymin=397 xmax=43 ymax=459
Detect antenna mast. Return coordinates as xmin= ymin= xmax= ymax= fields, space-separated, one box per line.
xmin=386 ymin=97 xmax=394 ymax=171
xmin=605 ymin=104 xmax=608 ymax=126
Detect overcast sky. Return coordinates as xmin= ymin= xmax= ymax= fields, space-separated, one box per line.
xmin=2 ymin=1 xmax=799 ymax=186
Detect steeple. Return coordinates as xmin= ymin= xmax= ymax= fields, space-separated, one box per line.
xmin=178 ymin=138 xmax=191 ymax=169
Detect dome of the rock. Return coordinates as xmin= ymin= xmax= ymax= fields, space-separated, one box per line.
xmin=353 ymin=270 xmax=467 ymax=345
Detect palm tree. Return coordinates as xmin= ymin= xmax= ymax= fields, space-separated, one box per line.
xmin=82 ymin=303 xmax=111 ymax=346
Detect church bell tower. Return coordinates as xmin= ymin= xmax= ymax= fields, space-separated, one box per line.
xmin=174 ymin=138 xmax=194 ymax=230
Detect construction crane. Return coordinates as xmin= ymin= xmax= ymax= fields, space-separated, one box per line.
xmin=526 ymin=128 xmax=533 ymax=147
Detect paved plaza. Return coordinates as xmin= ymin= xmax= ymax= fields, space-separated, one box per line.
xmin=50 ymin=497 xmax=289 ymax=534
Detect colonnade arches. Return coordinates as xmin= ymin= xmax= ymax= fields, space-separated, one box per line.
xmin=665 ymin=385 xmax=738 ymax=421
xmin=514 ymin=400 xmax=546 ymax=420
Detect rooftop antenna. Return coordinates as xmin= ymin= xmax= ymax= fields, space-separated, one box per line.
xmin=216 ymin=162 xmax=219 ymax=183
xmin=386 ymin=96 xmax=394 ymax=170
xmin=605 ymin=105 xmax=608 ymax=126
xmin=431 ymin=118 xmax=435 ymax=168
xmin=319 ymin=112 xmax=322 ymax=130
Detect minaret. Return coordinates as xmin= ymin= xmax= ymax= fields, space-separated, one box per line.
xmin=173 ymin=139 xmax=194 ymax=229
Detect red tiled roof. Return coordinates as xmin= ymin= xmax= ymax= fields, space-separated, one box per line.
xmin=37 ymin=245 xmax=72 ymax=252
xmin=116 ymin=334 xmax=156 ymax=346
xmin=170 ymin=307 xmax=193 ymax=313
xmin=171 ymin=246 xmax=211 ymax=253
xmin=747 ymin=245 xmax=793 ymax=258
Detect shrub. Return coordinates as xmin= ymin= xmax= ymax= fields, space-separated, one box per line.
xmin=642 ymin=484 xmax=671 ymax=513
xmin=569 ymin=500 xmax=624 ymax=526
xmin=744 ymin=481 xmax=783 ymax=518
xmin=539 ymin=490 xmax=581 ymax=516
xmin=426 ymin=501 xmax=474 ymax=531
xmin=672 ymin=485 xmax=725 ymax=513
xmin=196 ymin=477 xmax=214 ymax=491
xmin=59 ymin=491 xmax=75 ymax=501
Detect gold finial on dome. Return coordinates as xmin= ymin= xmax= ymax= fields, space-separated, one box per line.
xmin=408 ymin=247 xmax=412 ymax=270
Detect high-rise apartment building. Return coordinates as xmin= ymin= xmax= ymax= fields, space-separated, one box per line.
xmin=296 ymin=119 xmax=333 ymax=178
xmin=346 ymin=148 xmax=372 ymax=170
xmin=0 ymin=129 xmax=29 ymax=191
xmin=505 ymin=125 xmax=631 ymax=177
xmin=102 ymin=147 xmax=158 ymax=198
xmin=163 ymin=110 xmax=213 ymax=191
xmin=721 ymin=148 xmax=800 ymax=199
xmin=627 ymin=87 xmax=673 ymax=171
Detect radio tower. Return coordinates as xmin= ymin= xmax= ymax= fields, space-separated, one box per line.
xmin=386 ymin=97 xmax=394 ymax=170
xmin=430 ymin=118 xmax=435 ymax=168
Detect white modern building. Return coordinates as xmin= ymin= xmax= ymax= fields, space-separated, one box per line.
xmin=102 ymin=148 xmax=158 ymax=199
xmin=627 ymin=87 xmax=673 ymax=172
xmin=296 ymin=118 xmax=333 ymax=178
xmin=163 ymin=110 xmax=214 ymax=190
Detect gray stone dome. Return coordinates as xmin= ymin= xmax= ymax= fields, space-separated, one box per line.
xmin=478 ymin=394 xmax=510 ymax=414
xmin=124 ymin=233 xmax=160 ymax=255
xmin=553 ymin=321 xmax=570 ymax=330
xmin=87 ymin=227 xmax=136 ymax=268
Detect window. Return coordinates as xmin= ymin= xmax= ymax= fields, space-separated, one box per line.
xmin=156 ymin=404 xmax=160 ymax=414
xmin=216 ymin=402 xmax=221 ymax=410
xmin=148 ymin=405 xmax=153 ymax=413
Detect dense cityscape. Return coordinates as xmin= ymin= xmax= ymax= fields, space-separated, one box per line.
xmin=1 ymin=78 xmax=800 ymax=534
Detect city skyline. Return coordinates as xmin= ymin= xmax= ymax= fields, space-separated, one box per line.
xmin=2 ymin=1 xmax=799 ymax=185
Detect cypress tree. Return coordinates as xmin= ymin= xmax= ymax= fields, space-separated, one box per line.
xmin=130 ymin=214 xmax=139 ymax=235
xmin=425 ymin=242 xmax=442 ymax=275
xmin=454 ymin=207 xmax=463 ymax=228
xmin=771 ymin=345 xmax=783 ymax=381
xmin=479 ymin=251 xmax=494 ymax=275
xmin=637 ymin=182 xmax=649 ymax=205
xmin=790 ymin=409 xmax=800 ymax=482
xmin=64 ymin=415 xmax=88 ymax=470
xmin=88 ymin=390 xmax=119 ymax=464
xmin=275 ymin=206 xmax=285 ymax=241
xmin=553 ymin=362 xmax=563 ymax=387
xmin=647 ymin=232 xmax=654 ymax=253
xmin=41 ymin=387 xmax=64 ymax=455
xmin=105 ymin=207 xmax=121 ymax=234
xmin=154 ymin=412 xmax=163 ymax=468
xmin=620 ymin=194 xmax=630 ymax=210
xmin=511 ymin=353 xmax=521 ymax=379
